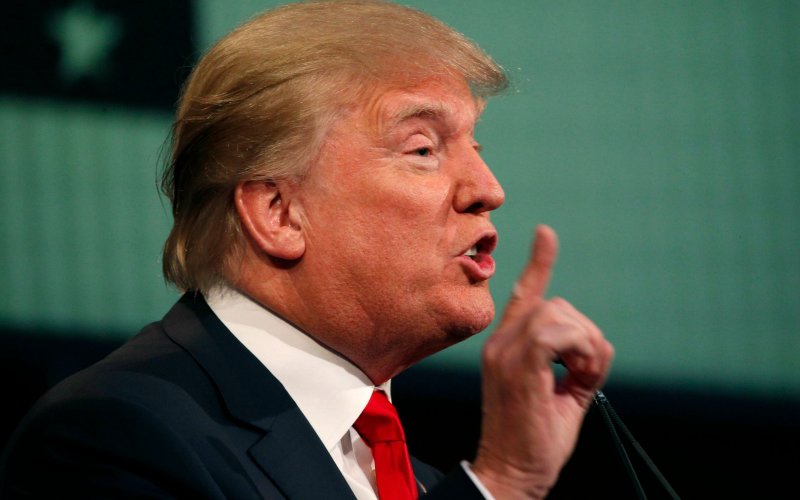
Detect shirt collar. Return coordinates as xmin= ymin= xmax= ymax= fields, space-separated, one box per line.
xmin=205 ymin=286 xmax=388 ymax=452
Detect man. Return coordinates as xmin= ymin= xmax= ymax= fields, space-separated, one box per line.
xmin=1 ymin=1 xmax=613 ymax=498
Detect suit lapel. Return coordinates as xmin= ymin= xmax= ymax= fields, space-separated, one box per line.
xmin=248 ymin=407 xmax=357 ymax=500
xmin=162 ymin=293 xmax=356 ymax=499
xmin=410 ymin=456 xmax=443 ymax=496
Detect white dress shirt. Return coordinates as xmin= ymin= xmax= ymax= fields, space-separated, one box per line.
xmin=206 ymin=287 xmax=384 ymax=498
xmin=205 ymin=286 xmax=492 ymax=499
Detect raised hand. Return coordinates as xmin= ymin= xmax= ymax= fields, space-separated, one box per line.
xmin=472 ymin=225 xmax=614 ymax=499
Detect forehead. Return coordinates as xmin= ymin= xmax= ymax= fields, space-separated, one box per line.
xmin=362 ymin=77 xmax=482 ymax=136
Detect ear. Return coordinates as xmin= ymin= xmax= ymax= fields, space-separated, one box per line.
xmin=235 ymin=180 xmax=306 ymax=261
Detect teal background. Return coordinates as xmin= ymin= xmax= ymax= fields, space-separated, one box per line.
xmin=2 ymin=1 xmax=798 ymax=398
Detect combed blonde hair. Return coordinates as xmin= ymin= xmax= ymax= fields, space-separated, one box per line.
xmin=161 ymin=0 xmax=507 ymax=292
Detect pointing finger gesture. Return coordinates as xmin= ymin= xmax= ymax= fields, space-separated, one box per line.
xmin=472 ymin=225 xmax=614 ymax=499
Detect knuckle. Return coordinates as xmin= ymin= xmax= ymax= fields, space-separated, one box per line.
xmin=511 ymin=282 xmax=526 ymax=300
xmin=605 ymin=341 xmax=615 ymax=360
xmin=535 ymin=300 xmax=560 ymax=321
xmin=531 ymin=303 xmax=575 ymax=332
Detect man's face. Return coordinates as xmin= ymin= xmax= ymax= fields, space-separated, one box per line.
xmin=292 ymin=75 xmax=505 ymax=367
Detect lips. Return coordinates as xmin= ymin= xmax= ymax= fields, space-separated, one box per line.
xmin=459 ymin=230 xmax=497 ymax=281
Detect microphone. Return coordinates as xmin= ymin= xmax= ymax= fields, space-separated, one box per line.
xmin=554 ymin=358 xmax=681 ymax=500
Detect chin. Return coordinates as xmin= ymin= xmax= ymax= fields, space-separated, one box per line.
xmin=444 ymin=297 xmax=495 ymax=340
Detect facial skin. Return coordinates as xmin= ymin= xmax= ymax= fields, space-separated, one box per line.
xmin=247 ymin=75 xmax=505 ymax=383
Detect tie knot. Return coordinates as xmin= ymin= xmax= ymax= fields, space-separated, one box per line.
xmin=354 ymin=391 xmax=406 ymax=446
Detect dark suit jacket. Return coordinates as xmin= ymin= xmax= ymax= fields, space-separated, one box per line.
xmin=0 ymin=293 xmax=482 ymax=499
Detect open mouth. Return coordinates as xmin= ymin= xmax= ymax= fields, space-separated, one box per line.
xmin=459 ymin=232 xmax=497 ymax=281
xmin=464 ymin=233 xmax=497 ymax=260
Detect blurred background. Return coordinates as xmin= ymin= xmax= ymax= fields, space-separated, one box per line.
xmin=1 ymin=0 xmax=797 ymax=497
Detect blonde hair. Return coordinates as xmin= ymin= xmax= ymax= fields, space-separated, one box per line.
xmin=161 ymin=0 xmax=507 ymax=292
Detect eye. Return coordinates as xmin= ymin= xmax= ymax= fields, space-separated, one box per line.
xmin=414 ymin=147 xmax=433 ymax=157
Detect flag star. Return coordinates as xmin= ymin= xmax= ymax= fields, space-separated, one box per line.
xmin=48 ymin=1 xmax=122 ymax=85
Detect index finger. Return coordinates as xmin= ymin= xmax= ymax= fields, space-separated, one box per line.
xmin=514 ymin=224 xmax=559 ymax=301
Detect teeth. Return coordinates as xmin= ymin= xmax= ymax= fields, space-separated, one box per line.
xmin=465 ymin=245 xmax=478 ymax=257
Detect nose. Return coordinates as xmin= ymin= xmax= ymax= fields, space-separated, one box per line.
xmin=453 ymin=144 xmax=505 ymax=214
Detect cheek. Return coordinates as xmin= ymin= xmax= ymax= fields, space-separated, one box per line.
xmin=352 ymin=183 xmax=451 ymax=249
xmin=306 ymin=161 xmax=454 ymax=279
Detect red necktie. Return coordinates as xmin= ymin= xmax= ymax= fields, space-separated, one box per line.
xmin=354 ymin=391 xmax=417 ymax=500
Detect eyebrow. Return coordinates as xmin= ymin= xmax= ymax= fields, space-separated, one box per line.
xmin=385 ymin=99 xmax=485 ymax=142
xmin=388 ymin=102 xmax=453 ymax=129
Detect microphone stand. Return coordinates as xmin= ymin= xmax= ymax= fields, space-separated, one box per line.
xmin=592 ymin=389 xmax=682 ymax=500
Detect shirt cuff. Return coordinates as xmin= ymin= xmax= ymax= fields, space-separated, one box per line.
xmin=459 ymin=460 xmax=496 ymax=500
